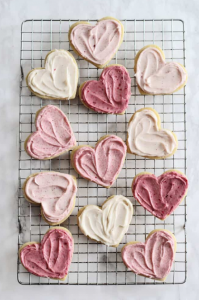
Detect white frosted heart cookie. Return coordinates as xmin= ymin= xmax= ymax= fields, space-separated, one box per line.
xmin=77 ymin=195 xmax=133 ymax=247
xmin=26 ymin=49 xmax=78 ymax=100
xmin=25 ymin=105 xmax=76 ymax=160
xmin=69 ymin=17 xmax=124 ymax=68
xmin=122 ymin=229 xmax=176 ymax=281
xmin=23 ymin=172 xmax=77 ymax=225
xmin=135 ymin=45 xmax=187 ymax=95
xmin=127 ymin=107 xmax=178 ymax=159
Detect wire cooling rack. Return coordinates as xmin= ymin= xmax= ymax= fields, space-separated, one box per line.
xmin=18 ymin=19 xmax=187 ymax=285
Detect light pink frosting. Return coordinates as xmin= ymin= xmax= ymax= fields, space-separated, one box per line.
xmin=70 ymin=19 xmax=122 ymax=65
xmin=122 ymin=231 xmax=175 ymax=280
xmin=132 ymin=171 xmax=188 ymax=220
xmin=136 ymin=47 xmax=187 ymax=94
xmin=25 ymin=172 xmax=77 ymax=224
xmin=73 ymin=135 xmax=126 ymax=187
xmin=81 ymin=66 xmax=131 ymax=114
xmin=26 ymin=105 xmax=76 ymax=159
xmin=20 ymin=228 xmax=73 ymax=279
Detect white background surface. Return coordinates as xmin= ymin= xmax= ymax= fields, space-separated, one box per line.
xmin=0 ymin=0 xmax=198 ymax=299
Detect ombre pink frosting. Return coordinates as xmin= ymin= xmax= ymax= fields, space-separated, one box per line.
xmin=20 ymin=228 xmax=73 ymax=279
xmin=132 ymin=171 xmax=188 ymax=220
xmin=25 ymin=172 xmax=77 ymax=224
xmin=122 ymin=231 xmax=175 ymax=280
xmin=72 ymin=135 xmax=126 ymax=187
xmin=70 ymin=19 xmax=122 ymax=65
xmin=81 ymin=66 xmax=131 ymax=114
xmin=26 ymin=105 xmax=76 ymax=159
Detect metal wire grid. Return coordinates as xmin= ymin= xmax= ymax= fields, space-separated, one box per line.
xmin=18 ymin=19 xmax=187 ymax=285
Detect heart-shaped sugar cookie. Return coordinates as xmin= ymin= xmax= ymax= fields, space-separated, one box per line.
xmin=132 ymin=170 xmax=188 ymax=220
xmin=122 ymin=230 xmax=176 ymax=281
xmin=79 ymin=65 xmax=131 ymax=114
xmin=25 ymin=105 xmax=76 ymax=160
xmin=71 ymin=135 xmax=127 ymax=187
xmin=19 ymin=227 xmax=74 ymax=280
xmin=127 ymin=107 xmax=178 ymax=159
xmin=77 ymin=195 xmax=133 ymax=246
xmin=135 ymin=45 xmax=187 ymax=95
xmin=26 ymin=49 xmax=78 ymax=100
xmin=23 ymin=172 xmax=77 ymax=225
xmin=69 ymin=17 xmax=124 ymax=68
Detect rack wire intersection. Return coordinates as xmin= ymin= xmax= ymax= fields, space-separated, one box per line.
xmin=18 ymin=19 xmax=187 ymax=285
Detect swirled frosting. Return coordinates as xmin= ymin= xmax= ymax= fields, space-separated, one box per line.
xmin=81 ymin=65 xmax=131 ymax=114
xmin=78 ymin=195 xmax=133 ymax=246
xmin=132 ymin=171 xmax=188 ymax=220
xmin=25 ymin=172 xmax=77 ymax=224
xmin=20 ymin=228 xmax=74 ymax=279
xmin=127 ymin=109 xmax=177 ymax=157
xmin=27 ymin=49 xmax=78 ymax=99
xmin=70 ymin=19 xmax=122 ymax=65
xmin=26 ymin=105 xmax=76 ymax=159
xmin=72 ymin=135 xmax=126 ymax=187
xmin=122 ymin=230 xmax=175 ymax=280
xmin=136 ymin=46 xmax=187 ymax=94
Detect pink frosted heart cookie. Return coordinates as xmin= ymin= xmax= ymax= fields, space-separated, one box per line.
xmin=79 ymin=65 xmax=131 ymax=114
xmin=25 ymin=105 xmax=76 ymax=160
xmin=71 ymin=135 xmax=127 ymax=188
xmin=19 ymin=227 xmax=74 ymax=280
xmin=132 ymin=170 xmax=188 ymax=220
xmin=23 ymin=172 xmax=77 ymax=225
xmin=69 ymin=17 xmax=124 ymax=68
xmin=135 ymin=45 xmax=187 ymax=95
xmin=122 ymin=230 xmax=176 ymax=281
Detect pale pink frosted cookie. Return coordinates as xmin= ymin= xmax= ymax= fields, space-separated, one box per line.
xmin=25 ymin=105 xmax=76 ymax=160
xmin=122 ymin=230 xmax=176 ymax=281
xmin=135 ymin=45 xmax=187 ymax=95
xmin=71 ymin=135 xmax=126 ymax=188
xmin=127 ymin=107 xmax=178 ymax=159
xmin=79 ymin=65 xmax=131 ymax=114
xmin=19 ymin=227 xmax=74 ymax=280
xmin=23 ymin=172 xmax=77 ymax=225
xmin=69 ymin=17 xmax=124 ymax=68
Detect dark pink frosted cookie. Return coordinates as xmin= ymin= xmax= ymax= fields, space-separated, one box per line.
xmin=132 ymin=170 xmax=188 ymax=220
xmin=19 ymin=227 xmax=73 ymax=279
xmin=80 ymin=65 xmax=131 ymax=114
